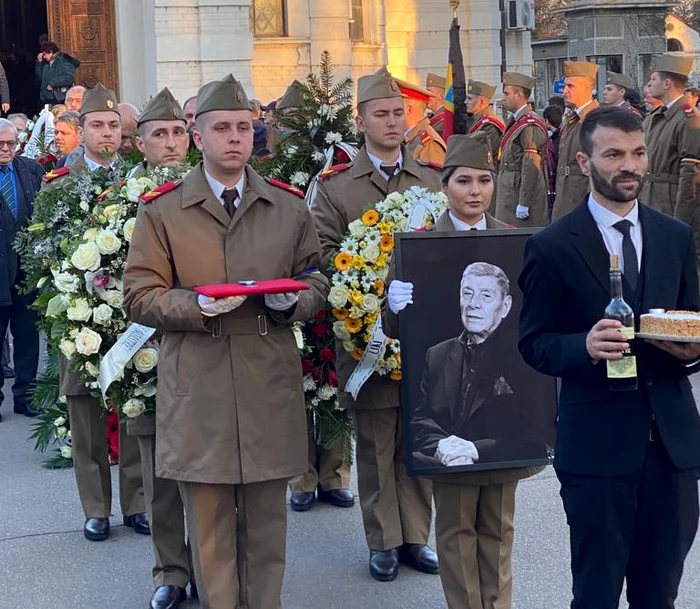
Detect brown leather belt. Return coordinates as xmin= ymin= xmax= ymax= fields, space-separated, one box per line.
xmin=208 ymin=313 xmax=284 ymax=338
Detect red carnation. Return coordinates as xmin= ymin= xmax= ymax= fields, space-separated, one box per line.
xmin=314 ymin=309 xmax=327 ymax=321
xmin=312 ymin=322 xmax=330 ymax=338
xmin=328 ymin=370 xmax=338 ymax=387
xmin=336 ymin=149 xmax=351 ymax=164
xmin=319 ymin=347 xmax=336 ymax=362
xmin=301 ymin=359 xmax=314 ymax=374
xmin=312 ymin=368 xmax=322 ymax=382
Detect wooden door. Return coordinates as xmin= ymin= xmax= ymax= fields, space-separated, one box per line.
xmin=46 ymin=0 xmax=119 ymax=97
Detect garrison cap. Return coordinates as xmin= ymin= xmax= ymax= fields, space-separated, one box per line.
xmin=79 ymin=83 xmax=119 ymax=118
xmin=650 ymin=54 xmax=694 ymax=79
xmin=195 ymin=74 xmax=250 ymax=118
xmin=468 ymin=79 xmax=497 ymax=100
xmin=277 ymin=81 xmax=305 ymax=110
xmin=137 ymin=87 xmax=185 ymax=126
xmin=443 ymin=131 xmax=494 ymax=172
xmin=564 ymin=61 xmax=599 ymax=80
xmin=357 ymin=67 xmax=402 ymax=105
xmin=426 ymin=73 xmax=446 ymax=90
xmin=605 ymin=71 xmax=635 ymax=91
xmin=502 ymin=72 xmax=536 ymax=92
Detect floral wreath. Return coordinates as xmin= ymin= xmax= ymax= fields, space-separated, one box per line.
xmin=328 ymin=186 xmax=448 ymax=382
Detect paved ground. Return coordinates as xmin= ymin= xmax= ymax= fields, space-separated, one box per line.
xmin=0 ymin=382 xmax=699 ymax=609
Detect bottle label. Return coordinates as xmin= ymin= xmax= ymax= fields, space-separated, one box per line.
xmin=606 ymin=327 xmax=637 ymax=379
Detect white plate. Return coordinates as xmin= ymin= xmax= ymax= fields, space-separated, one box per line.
xmin=636 ymin=332 xmax=700 ymax=343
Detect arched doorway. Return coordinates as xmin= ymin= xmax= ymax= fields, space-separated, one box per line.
xmin=667 ymin=38 xmax=684 ymax=53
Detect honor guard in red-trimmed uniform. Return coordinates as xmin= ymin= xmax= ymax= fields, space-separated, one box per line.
xmin=603 ymin=71 xmax=642 ymax=116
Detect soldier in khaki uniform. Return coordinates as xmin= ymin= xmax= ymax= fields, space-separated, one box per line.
xmin=466 ymin=79 xmax=505 ymax=161
xmin=384 ymin=133 xmax=542 ymax=609
xmin=494 ymin=72 xmax=549 ymax=227
xmin=312 ymin=66 xmax=439 ymax=583
xmin=426 ymin=72 xmax=446 ymax=137
xmin=551 ymin=61 xmax=600 ymax=221
xmin=396 ymin=77 xmax=447 ymax=165
xmin=49 ymin=83 xmax=147 ymax=543
xmin=603 ymin=71 xmax=641 ymax=116
xmin=123 ymin=74 xmax=328 ymax=609
xmin=126 ymin=88 xmax=194 ymax=609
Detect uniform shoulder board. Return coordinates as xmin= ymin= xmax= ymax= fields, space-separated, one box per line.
xmin=139 ymin=180 xmax=181 ymax=204
xmin=416 ymin=159 xmax=444 ymax=171
xmin=265 ymin=177 xmax=304 ymax=198
xmin=43 ymin=166 xmax=70 ymax=182
xmin=420 ymin=130 xmax=432 ymax=144
xmin=318 ymin=163 xmax=351 ymax=182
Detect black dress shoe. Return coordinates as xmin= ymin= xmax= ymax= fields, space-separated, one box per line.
xmin=150 ymin=585 xmax=186 ymax=609
xmin=398 ymin=543 xmax=439 ymax=574
xmin=317 ymin=487 xmax=355 ymax=507
xmin=369 ymin=549 xmax=399 ymax=582
xmin=123 ymin=512 xmax=151 ymax=535
xmin=13 ymin=402 xmax=40 ymax=417
xmin=84 ymin=517 xmax=110 ymax=541
xmin=290 ymin=491 xmax=316 ymax=512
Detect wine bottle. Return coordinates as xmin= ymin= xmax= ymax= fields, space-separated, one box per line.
xmin=605 ymin=254 xmax=638 ymax=391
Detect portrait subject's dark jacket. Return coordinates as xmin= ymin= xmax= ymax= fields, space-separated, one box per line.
xmin=519 ymin=199 xmax=700 ymax=477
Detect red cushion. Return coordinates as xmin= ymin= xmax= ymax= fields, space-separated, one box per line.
xmin=194 ymin=279 xmax=310 ymax=298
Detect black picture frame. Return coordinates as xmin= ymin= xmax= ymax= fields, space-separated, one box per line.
xmin=395 ymin=229 xmax=557 ymax=477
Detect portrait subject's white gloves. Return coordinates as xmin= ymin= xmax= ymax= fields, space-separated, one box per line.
xmin=387 ymin=280 xmax=414 ymax=314
xmin=515 ymin=205 xmax=530 ymax=220
xmin=264 ymin=292 xmax=299 ymax=312
xmin=435 ymin=435 xmax=480 ymax=466
xmin=198 ymin=294 xmax=247 ymax=317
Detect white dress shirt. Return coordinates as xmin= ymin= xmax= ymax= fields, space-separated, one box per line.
xmin=449 ymin=211 xmax=487 ymax=231
xmin=367 ymin=150 xmax=403 ymax=180
xmin=84 ymin=154 xmax=117 ymax=171
xmin=576 ymin=100 xmax=595 ymax=116
xmin=204 ymin=168 xmax=245 ymax=208
xmin=665 ymin=94 xmax=685 ymax=111
xmin=513 ymin=105 xmax=529 ymax=120
xmin=587 ymin=194 xmax=642 ymax=271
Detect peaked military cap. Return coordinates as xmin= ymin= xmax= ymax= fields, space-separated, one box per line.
xmin=277 ymin=81 xmax=305 ymax=110
xmin=357 ymin=67 xmax=402 ymax=105
xmin=605 ymin=71 xmax=635 ymax=91
xmin=195 ymin=74 xmax=250 ymax=118
xmin=426 ymin=73 xmax=446 ymax=90
xmin=502 ymin=72 xmax=536 ymax=92
xmin=80 ymin=83 xmax=119 ymax=118
xmin=137 ymin=87 xmax=185 ymax=126
xmin=395 ymin=77 xmax=435 ymax=102
xmin=650 ymin=54 xmax=693 ymax=79
xmin=468 ymin=79 xmax=497 ymax=100
xmin=564 ymin=61 xmax=599 ymax=80
xmin=443 ymin=131 xmax=494 ymax=172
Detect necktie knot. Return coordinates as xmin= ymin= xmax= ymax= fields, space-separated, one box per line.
xmin=613 ymin=219 xmax=632 ymax=237
xmin=222 ymin=188 xmax=238 ymax=217
xmin=380 ymin=163 xmax=398 ymax=178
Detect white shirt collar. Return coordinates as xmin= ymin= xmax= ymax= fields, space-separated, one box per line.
xmin=665 ymin=94 xmax=685 ymax=110
xmin=576 ymin=99 xmax=595 ymax=115
xmin=514 ymin=104 xmax=529 ymax=120
xmin=204 ymin=168 xmax=246 ymax=207
xmin=83 ymin=154 xmax=116 ymax=171
xmin=366 ymin=149 xmax=403 ymax=179
xmin=449 ymin=211 xmax=487 ymax=231
xmin=587 ymin=193 xmax=639 ymax=229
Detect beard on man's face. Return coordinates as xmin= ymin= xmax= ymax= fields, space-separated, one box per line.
xmin=590 ymin=161 xmax=644 ymax=204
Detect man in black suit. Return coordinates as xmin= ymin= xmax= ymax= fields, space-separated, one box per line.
xmin=415 ymin=262 xmax=548 ymax=468
xmin=519 ymin=106 xmax=700 ymax=609
xmin=0 ymin=118 xmax=44 ymax=420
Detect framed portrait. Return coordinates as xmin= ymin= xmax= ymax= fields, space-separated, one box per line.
xmin=395 ymin=229 xmax=557 ymax=476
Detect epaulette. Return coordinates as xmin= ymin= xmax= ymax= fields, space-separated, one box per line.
xmin=97 ymin=180 xmax=125 ymax=202
xmin=318 ymin=163 xmax=351 ymax=182
xmin=265 ymin=177 xmax=304 ymax=198
xmin=43 ymin=166 xmax=70 ymax=182
xmin=420 ymin=131 xmax=431 ymax=144
xmin=139 ymin=180 xmax=181 ymax=204
xmin=416 ymin=159 xmax=443 ymax=171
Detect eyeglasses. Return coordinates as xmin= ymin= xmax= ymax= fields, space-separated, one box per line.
xmin=0 ymin=141 xmax=17 ymax=149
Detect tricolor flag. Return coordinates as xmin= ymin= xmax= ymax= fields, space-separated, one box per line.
xmin=443 ymin=18 xmax=467 ymax=140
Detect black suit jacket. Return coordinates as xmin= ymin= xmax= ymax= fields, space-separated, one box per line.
xmin=519 ymin=198 xmax=700 ymax=476
xmin=0 ymin=156 xmax=44 ymax=305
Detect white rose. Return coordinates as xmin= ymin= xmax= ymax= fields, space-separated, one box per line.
xmin=122 ymin=398 xmax=146 ymax=418
xmin=133 ymin=348 xmax=158 ymax=373
xmin=84 ymin=361 xmax=99 ymax=377
xmin=75 ymin=327 xmax=102 ymax=356
xmin=92 ymin=304 xmax=113 ymax=326
xmin=59 ymin=339 xmax=76 ymax=360
xmin=342 ymin=340 xmax=356 ymax=353
xmin=46 ymin=294 xmax=69 ymax=317
xmin=328 ymin=285 xmax=350 ymax=309
xmin=104 ymin=290 xmax=124 ymax=308
xmin=82 ymin=227 xmax=100 ymax=242
xmin=348 ymin=219 xmax=367 ymax=239
xmin=60 ymin=446 xmax=73 ymax=459
xmin=333 ymin=321 xmax=351 ymax=341
xmin=71 ymin=242 xmax=101 ymax=271
xmin=54 ymin=272 xmax=80 ymax=293
xmin=361 ymin=293 xmax=380 ymax=313
xmin=122 ymin=217 xmax=136 ymax=242
xmin=125 ymin=178 xmax=145 ymax=202
xmin=66 ymin=298 xmax=92 ymax=322
xmin=361 ymin=245 xmax=380 ymax=263
xmin=103 ymin=204 xmax=123 ymax=222
xmin=53 ymin=416 xmax=66 ymax=427
xmin=137 ymin=176 xmax=156 ymax=192
xmin=95 ymin=230 xmax=122 ymax=255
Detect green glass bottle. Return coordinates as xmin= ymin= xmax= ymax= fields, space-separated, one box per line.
xmin=605 ymin=255 xmax=638 ymax=391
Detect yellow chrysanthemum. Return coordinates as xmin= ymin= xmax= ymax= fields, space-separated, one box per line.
xmin=380 ymin=235 xmax=394 ymax=253
xmin=375 ymin=279 xmax=385 ymax=296
xmin=348 ymin=290 xmax=364 ymax=307
xmin=375 ymin=253 xmax=388 ymax=268
xmin=332 ymin=308 xmax=349 ymax=320
xmin=351 ymin=348 xmax=365 ymax=361
xmin=352 ymin=255 xmax=366 ymax=270
xmin=334 ymin=252 xmax=353 ymax=271
xmin=345 ymin=318 xmax=363 ymax=334
xmin=390 ymin=369 xmax=402 ymax=381
xmin=362 ymin=210 xmax=380 ymax=226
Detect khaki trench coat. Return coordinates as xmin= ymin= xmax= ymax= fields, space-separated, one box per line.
xmin=467 ymin=107 xmax=504 ymax=162
xmin=122 ymin=164 xmax=328 ymax=485
xmin=405 ymin=117 xmax=447 ymax=166
xmin=494 ymin=111 xmax=549 ymax=228
xmin=311 ymin=146 xmax=442 ymax=410
xmin=551 ymin=100 xmax=599 ymax=222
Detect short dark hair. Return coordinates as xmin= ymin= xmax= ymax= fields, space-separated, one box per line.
xmin=55 ymin=111 xmax=80 ymax=131
xmin=356 ymin=101 xmax=368 ymax=117
xmin=685 ymin=87 xmax=700 ymax=97
xmin=39 ymin=41 xmax=59 ymax=54
xmin=543 ymin=105 xmax=563 ymax=129
xmin=548 ymin=95 xmax=566 ymax=111
xmin=580 ymin=106 xmax=643 ymax=157
xmin=657 ymin=71 xmax=687 ymax=90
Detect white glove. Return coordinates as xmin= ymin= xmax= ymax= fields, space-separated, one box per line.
xmin=447 ymin=456 xmax=474 ymax=467
xmin=515 ymin=204 xmax=530 ymax=220
xmin=264 ymin=292 xmax=299 ymax=312
xmin=387 ymin=280 xmax=414 ymax=314
xmin=198 ymin=294 xmax=247 ymax=317
xmin=435 ymin=435 xmax=479 ymax=466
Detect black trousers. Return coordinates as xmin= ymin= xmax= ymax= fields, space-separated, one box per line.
xmin=0 ymin=284 xmax=39 ymax=408
xmin=557 ymin=441 xmax=699 ymax=609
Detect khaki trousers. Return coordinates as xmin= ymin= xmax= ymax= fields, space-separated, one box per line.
xmin=137 ymin=435 xmax=192 ymax=588
xmin=353 ymin=407 xmax=432 ymax=550
xmin=178 ymin=478 xmax=288 ymax=609
xmin=289 ymin=416 xmax=350 ymax=493
xmin=433 ymin=480 xmax=518 ymax=609
xmin=68 ymin=395 xmax=144 ymax=518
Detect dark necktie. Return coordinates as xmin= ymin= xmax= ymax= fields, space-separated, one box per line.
xmin=470 ymin=227 xmax=478 ymax=231
xmin=613 ymin=219 xmax=639 ymax=291
xmin=567 ymin=112 xmax=580 ymax=126
xmin=380 ymin=164 xmax=398 ymax=179
xmin=221 ymin=188 xmax=238 ymax=218
xmin=0 ymin=166 xmax=16 ymax=218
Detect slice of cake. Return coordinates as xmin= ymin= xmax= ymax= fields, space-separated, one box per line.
xmin=639 ymin=310 xmax=700 ymax=338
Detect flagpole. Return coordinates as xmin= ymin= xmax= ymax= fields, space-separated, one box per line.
xmin=450 ymin=0 xmax=460 ymax=20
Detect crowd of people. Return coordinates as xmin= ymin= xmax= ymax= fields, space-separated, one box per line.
xmin=0 ymin=38 xmax=699 ymax=609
